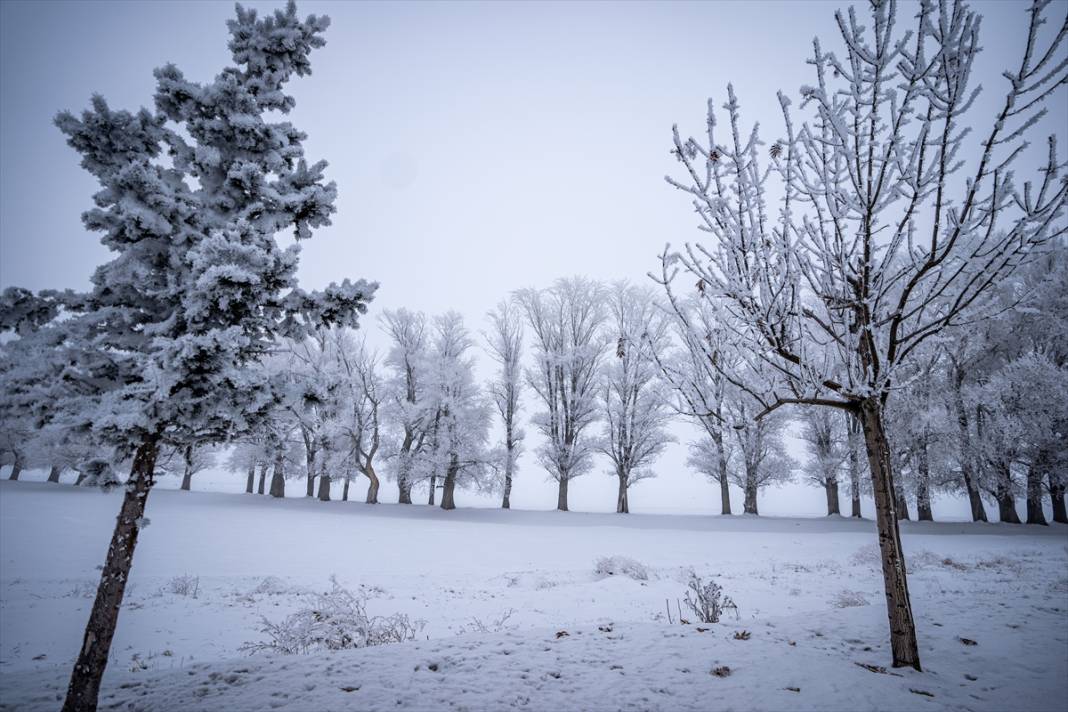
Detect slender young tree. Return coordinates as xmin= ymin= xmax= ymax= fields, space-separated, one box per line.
xmin=657 ymin=0 xmax=1066 ymax=669
xmin=597 ymin=283 xmax=675 ymax=513
xmin=800 ymin=408 xmax=847 ymax=516
xmin=485 ymin=301 xmax=525 ymax=509
xmin=0 ymin=5 xmax=376 ymax=710
xmin=381 ymin=309 xmax=430 ymax=504
xmin=515 ymin=277 xmax=607 ymax=511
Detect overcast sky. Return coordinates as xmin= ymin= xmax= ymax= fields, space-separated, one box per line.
xmin=1 ymin=0 xmax=1062 ymax=517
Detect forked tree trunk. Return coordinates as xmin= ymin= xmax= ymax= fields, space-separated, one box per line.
xmin=825 ymin=478 xmax=840 ymax=515
xmin=257 ymin=463 xmax=267 ymax=495
xmin=317 ymin=473 xmax=331 ymax=502
xmin=440 ymin=458 xmax=458 ymax=510
xmin=616 ymin=473 xmax=629 ymax=514
xmin=245 ymin=465 xmax=255 ymax=494
xmin=364 ymin=464 xmax=380 ymax=504
xmin=1025 ymin=462 xmax=1046 ymax=525
xmin=47 ymin=465 xmax=62 ymax=484
xmin=557 ymin=477 xmax=569 ymax=511
xmin=63 ymin=436 xmax=159 ymax=712
xmin=428 ymin=474 xmax=437 ymax=506
xmin=857 ymin=398 xmax=921 ymax=671
xmin=269 ymin=454 xmax=285 ymax=498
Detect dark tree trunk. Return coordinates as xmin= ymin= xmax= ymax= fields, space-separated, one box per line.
xmin=364 ymin=464 xmax=380 ymax=504
xmin=440 ymin=457 xmax=457 ymax=510
xmin=75 ymin=472 xmax=87 ymax=486
xmin=847 ymin=413 xmax=863 ymax=518
xmin=317 ymin=473 xmax=331 ymax=502
xmin=994 ymin=462 xmax=1020 ymax=524
xmin=179 ymin=445 xmax=193 ymax=491
xmin=1026 ymin=464 xmax=1047 ymax=525
xmin=398 ymin=477 xmax=412 ymax=504
xmin=342 ymin=477 xmax=350 ymax=501
xmin=304 ymin=437 xmax=316 ymax=497
xmin=952 ymin=374 xmax=988 ymax=522
xmin=895 ymin=486 xmax=911 ymax=521
xmin=915 ymin=447 xmax=933 ymax=521
xmin=557 ymin=477 xmax=569 ymax=512
xmin=742 ymin=473 xmax=758 ymax=514
xmin=717 ymin=443 xmax=731 ymax=515
xmin=428 ymin=474 xmax=437 ymax=506
xmin=616 ymin=473 xmax=629 ymax=514
xmin=269 ymin=454 xmax=285 ymax=498
xmin=257 ymin=463 xmax=267 ymax=495
xmin=858 ymin=398 xmax=921 ymax=671
xmin=825 ymin=478 xmax=840 ymax=515
xmin=7 ymin=455 xmax=22 ymax=481
xmin=47 ymin=465 xmax=62 ymax=484
xmin=245 ymin=465 xmax=255 ymax=494
xmin=1050 ymin=477 xmax=1067 ymax=524
xmin=180 ymin=472 xmax=192 ymax=491
xmin=62 ymin=437 xmax=158 ymax=712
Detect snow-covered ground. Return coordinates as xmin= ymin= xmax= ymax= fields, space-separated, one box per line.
xmin=1 ymin=480 xmax=1065 ymax=711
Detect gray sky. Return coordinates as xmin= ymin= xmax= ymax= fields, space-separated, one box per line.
xmin=1 ymin=0 xmax=1062 ymax=517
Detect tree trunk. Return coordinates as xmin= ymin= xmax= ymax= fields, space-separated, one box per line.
xmin=179 ymin=445 xmax=193 ymax=491
xmin=397 ymin=477 xmax=412 ymax=504
xmin=440 ymin=457 xmax=457 ymax=511
xmin=317 ymin=473 xmax=331 ymax=502
xmin=245 ymin=465 xmax=255 ymax=494
xmin=895 ymin=486 xmax=911 ymax=521
xmin=364 ymin=464 xmax=380 ymax=504
xmin=342 ymin=477 xmax=350 ymax=501
xmin=428 ymin=474 xmax=437 ymax=506
xmin=62 ymin=437 xmax=158 ymax=712
xmin=1050 ymin=476 xmax=1067 ymax=524
xmin=47 ymin=465 xmax=62 ymax=484
xmin=180 ymin=471 xmax=192 ymax=491
xmin=717 ymin=444 xmax=731 ymax=515
xmin=8 ymin=455 xmax=22 ymax=481
xmin=501 ymin=443 xmax=514 ymax=510
xmin=75 ymin=472 xmax=87 ymax=486
xmin=616 ymin=473 xmax=629 ymax=514
xmin=847 ymin=413 xmax=863 ymax=518
xmin=952 ymin=375 xmax=988 ymax=522
xmin=257 ymin=463 xmax=267 ymax=495
xmin=916 ymin=446 xmax=933 ymax=521
xmin=825 ymin=478 xmax=840 ymax=515
xmin=858 ymin=398 xmax=921 ymax=671
xmin=742 ymin=472 xmax=758 ymax=515
xmin=304 ymin=438 xmax=316 ymax=497
xmin=1025 ymin=461 xmax=1047 ymax=525
xmin=994 ymin=462 xmax=1020 ymax=524
xmin=269 ymin=454 xmax=285 ymax=498
xmin=557 ymin=477 xmax=569 ymax=512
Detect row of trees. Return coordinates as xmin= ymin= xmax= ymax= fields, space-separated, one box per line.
xmin=7 ymin=266 xmax=1063 ymax=524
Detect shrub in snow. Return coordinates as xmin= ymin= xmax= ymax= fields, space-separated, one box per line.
xmin=241 ymin=577 xmax=424 ymax=655
xmin=459 ymin=608 xmax=517 ymax=635
xmin=251 ymin=576 xmax=292 ymax=596
xmin=595 ymin=556 xmax=650 ymax=581
xmin=832 ymin=590 xmax=869 ymax=608
xmin=683 ymin=569 xmax=737 ymax=624
xmin=163 ymin=575 xmax=200 ymax=598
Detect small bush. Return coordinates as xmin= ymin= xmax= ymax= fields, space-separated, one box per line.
xmin=459 ymin=608 xmax=516 ymax=635
xmin=164 ymin=574 xmax=200 ymax=598
xmin=683 ymin=569 xmax=737 ymax=624
xmin=595 ymin=556 xmax=649 ymax=581
xmin=832 ymin=589 xmax=869 ymax=608
xmin=241 ymin=576 xmax=424 ymax=655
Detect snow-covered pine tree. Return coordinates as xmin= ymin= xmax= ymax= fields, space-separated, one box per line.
xmin=657 ymin=0 xmax=1066 ymax=670
xmin=0 ymin=4 xmax=375 ymax=710
xmin=515 ymin=277 xmax=608 ymax=511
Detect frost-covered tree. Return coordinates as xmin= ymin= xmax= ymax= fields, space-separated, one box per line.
xmin=381 ymin=309 xmax=430 ymax=504
xmin=726 ymin=401 xmax=794 ymax=514
xmin=0 ymin=5 xmax=376 ymax=709
xmin=333 ymin=332 xmax=384 ymax=504
xmin=515 ymin=277 xmax=608 ymax=511
xmin=657 ymin=0 xmax=1066 ymax=669
xmin=485 ymin=301 xmax=525 ymax=509
xmin=800 ymin=408 xmax=847 ymax=516
xmin=597 ymin=283 xmax=675 ymax=513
